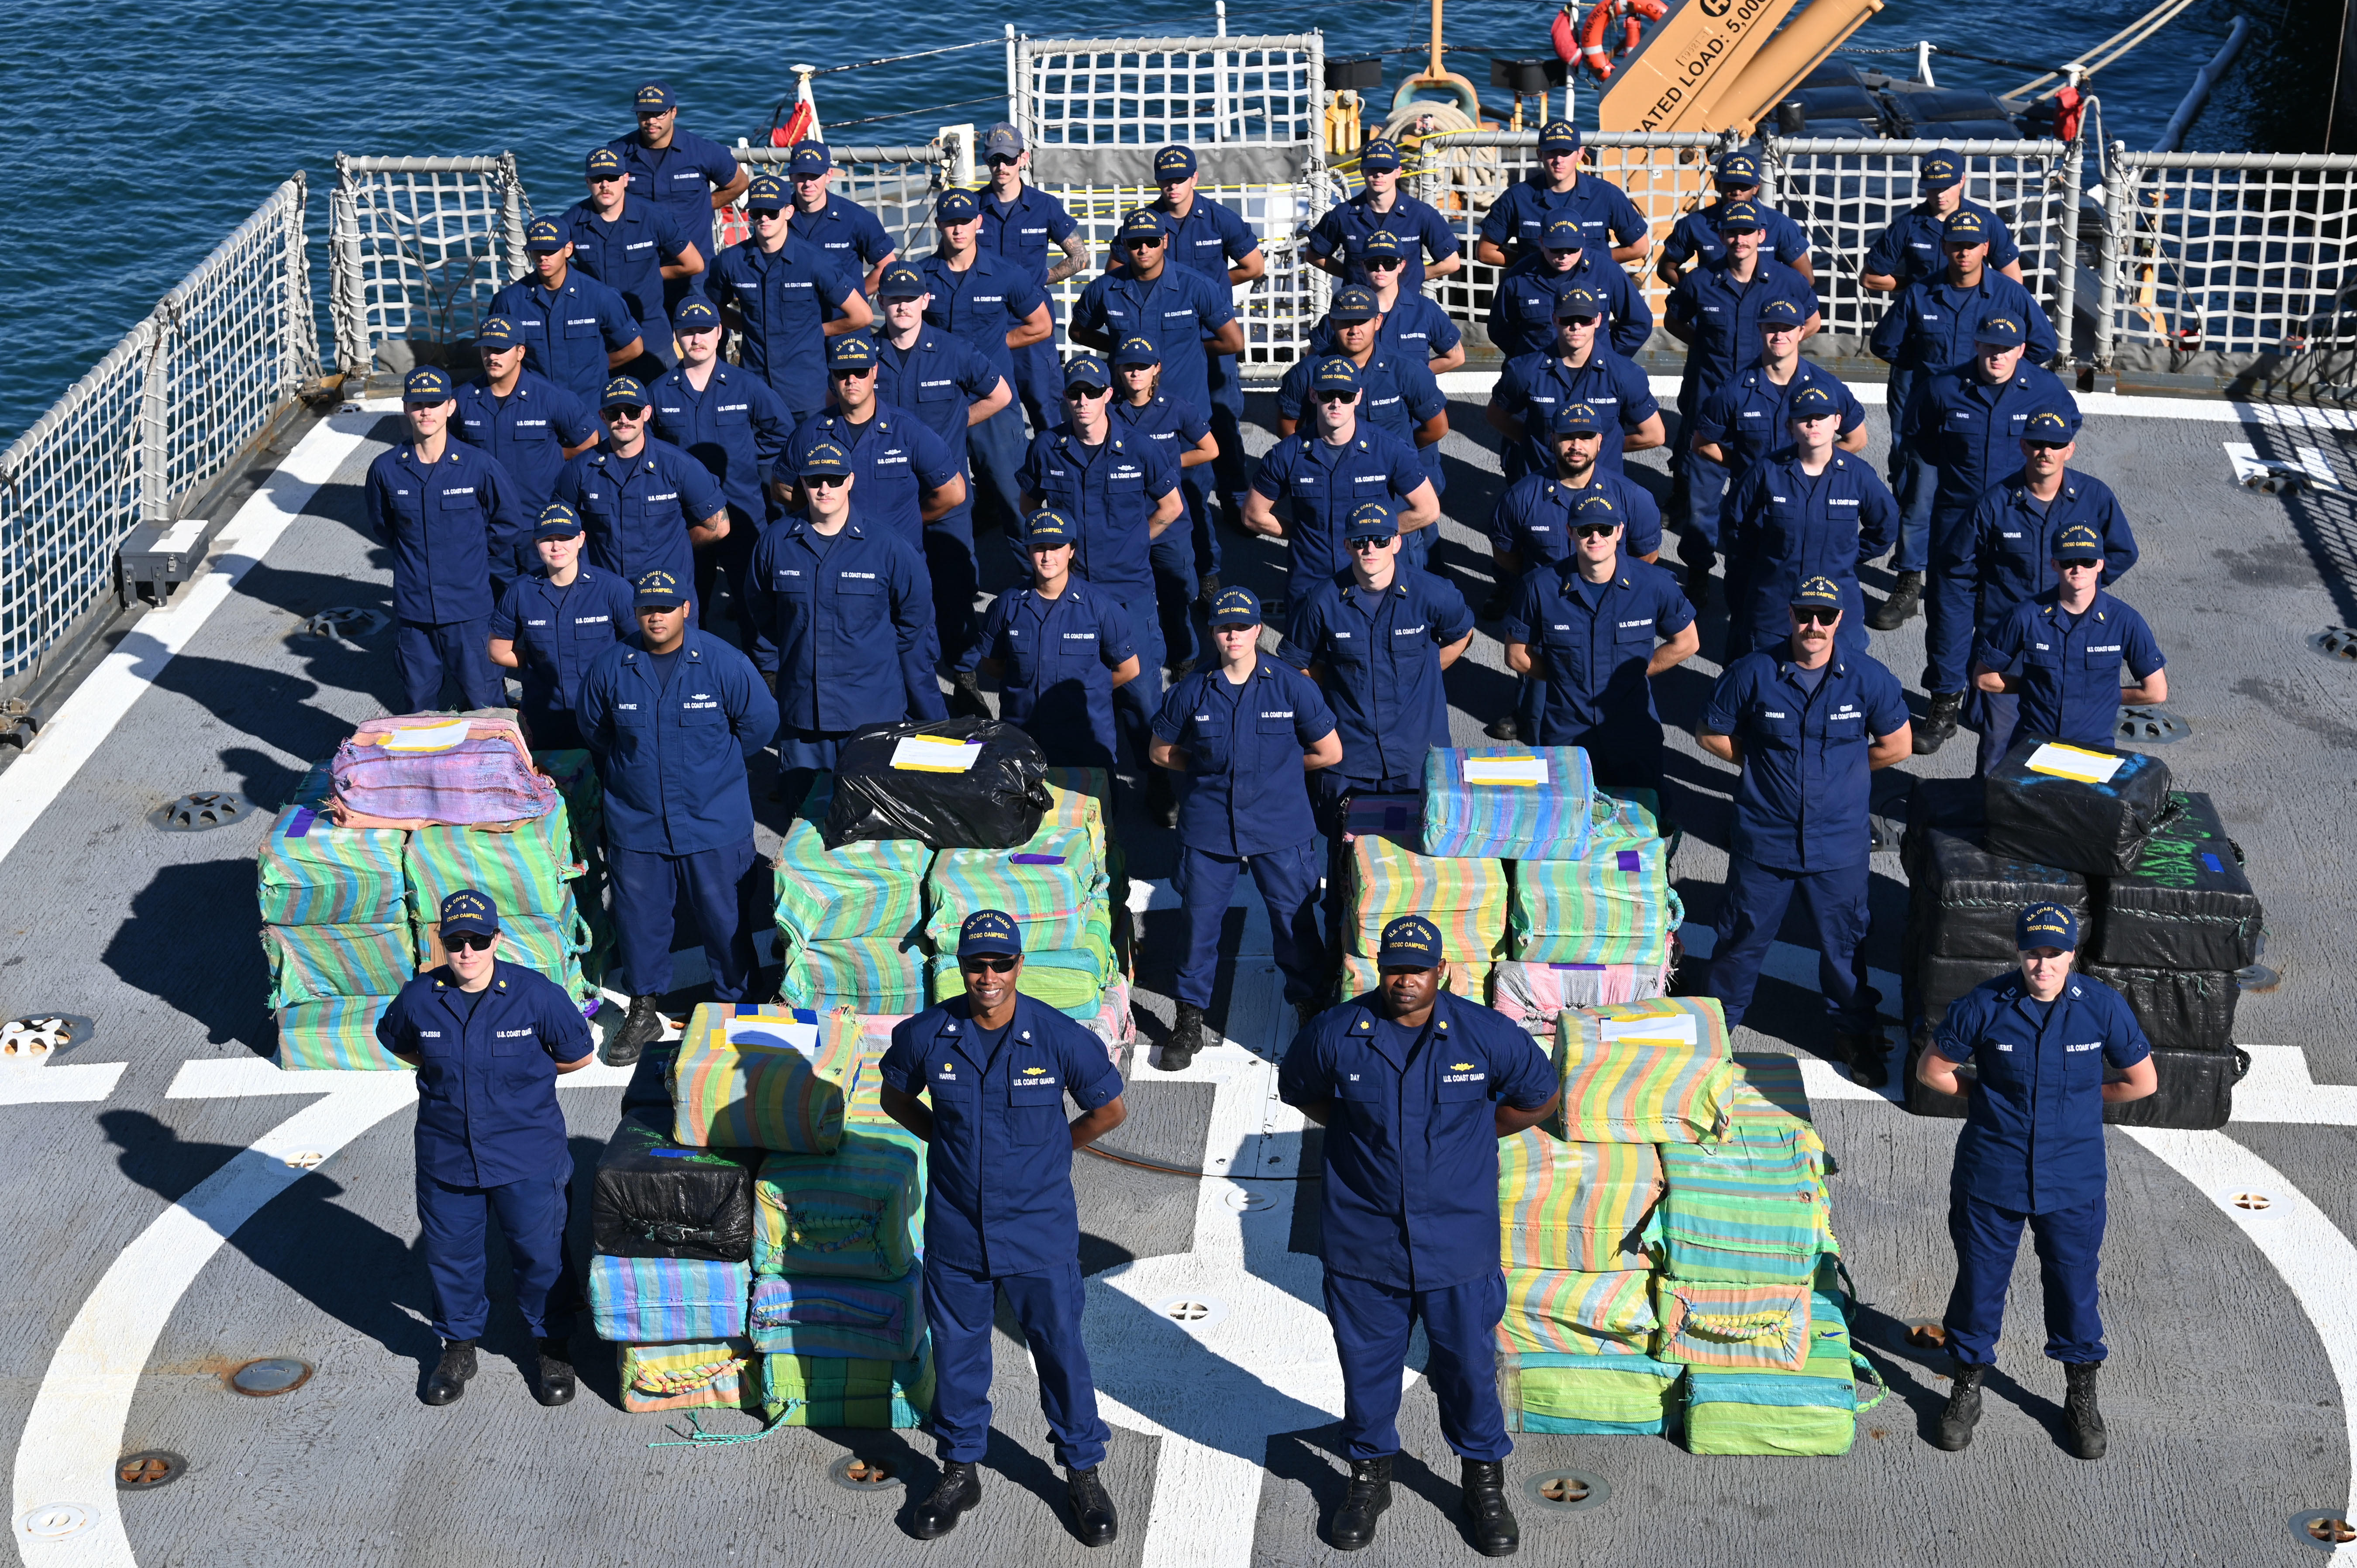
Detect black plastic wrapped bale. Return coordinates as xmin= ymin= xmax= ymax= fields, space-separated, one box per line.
xmin=1900 ymin=775 xmax=1987 ymax=882
xmin=2091 ymin=793 xmax=2263 ymax=972
xmin=1909 ymin=827 xmax=2091 ymax=962
xmin=2102 ymin=1048 xmax=2249 ymax=1131
xmin=1903 ymin=1026 xmax=1971 ymax=1120
xmin=1916 ymin=952 xmax=2016 ymax=1031
xmin=592 ymin=1107 xmax=758 ymax=1262
xmin=1983 ymin=738 xmax=2174 ymax=876
xmin=823 ymin=717 xmax=1051 ymax=850
xmin=2081 ymin=963 xmax=2240 ymax=1054
xmin=620 ymin=1043 xmax=679 ymax=1114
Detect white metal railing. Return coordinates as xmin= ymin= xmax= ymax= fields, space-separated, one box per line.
xmin=330 ymin=154 xmax=529 ymax=379
xmin=0 ymin=176 xmax=317 ymax=687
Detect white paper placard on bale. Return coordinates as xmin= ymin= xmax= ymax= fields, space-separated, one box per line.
xmin=1462 ymin=755 xmax=1549 ymax=787
xmin=891 ymin=736 xmax=985 ymax=774
xmin=1599 ymin=1011 xmax=1698 ymax=1048
xmin=725 ymin=1015 xmax=822 ymax=1058
xmin=2025 ymin=743 xmax=2124 ymax=784
xmin=380 ymin=717 xmax=472 ymax=752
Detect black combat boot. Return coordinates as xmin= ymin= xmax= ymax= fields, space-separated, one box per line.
xmin=1913 ymin=691 xmax=1963 ymax=755
xmin=531 ymin=1336 xmax=576 ymax=1407
xmin=1935 ymin=1360 xmax=1986 ymax=1450
xmin=2064 ymin=1362 xmax=2108 ymax=1459
xmin=1065 ymin=1465 xmax=1118 ymax=1547
xmin=910 ymin=1461 xmax=983 ymax=1539
xmin=1329 ymin=1455 xmax=1393 ymax=1551
xmin=1835 ymin=1030 xmax=1889 ymax=1088
xmin=1163 ymin=1004 xmax=1206 ymax=1071
xmin=1483 ymin=714 xmax=1520 ymax=742
xmin=605 ymin=995 xmax=665 ymax=1066
xmin=1461 ymin=1458 xmax=1521 ymax=1556
xmin=1868 ymin=570 xmax=1923 ymax=629
xmin=422 ymin=1338 xmax=479 ymax=1406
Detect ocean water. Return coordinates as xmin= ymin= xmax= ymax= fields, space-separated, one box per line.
xmin=0 ymin=0 xmax=2304 ymax=438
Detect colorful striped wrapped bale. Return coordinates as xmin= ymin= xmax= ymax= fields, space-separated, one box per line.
xmin=1346 ymin=833 xmax=1508 ymax=960
xmin=1508 ymin=840 xmax=1681 ymax=966
xmin=1498 ymin=1131 xmax=1663 ymax=1272
xmin=1724 ymin=1053 xmax=1828 ymax=1171
xmin=1681 ymin=1292 xmax=1885 ymax=1455
xmin=669 ymin=1005 xmax=855 ymax=1152
xmin=761 ymin=1342 xmax=934 ymax=1427
xmin=773 ymin=797 xmax=931 ymax=945
xmin=1040 ymin=767 xmax=1115 ymax=877
xmin=264 ymin=922 xmax=415 ymax=1008
xmin=274 ymin=996 xmax=405 ymax=1070
xmin=1589 ymin=787 xmax=1672 ymax=851
xmin=403 ymin=807 xmax=579 ymax=921
xmin=414 ymin=904 xmax=600 ymax=1010
xmin=330 ymin=711 xmax=557 ymax=828
xmin=752 ymin=1133 xmax=923 ymax=1280
xmin=779 ymin=935 xmax=930 ymax=1015
xmin=927 ymin=925 xmax=1115 ymax=1017
xmin=1653 ymin=1278 xmax=1814 ymax=1372
xmin=1336 ymin=955 xmax=1487 ymax=1005
xmin=1547 ymin=998 xmax=1737 ymax=1145
xmin=1657 ymin=1138 xmax=1832 ymax=1283
xmin=257 ymin=802 xmax=407 ymax=926
xmin=533 ymin=749 xmax=603 ymax=865
xmin=1501 ymin=1351 xmax=1683 ymax=1435
xmin=588 ymin=1255 xmax=751 ymax=1342
xmin=617 ymin=1338 xmax=762 ymax=1414
xmin=924 ymin=830 xmax=1109 ymax=952
xmin=1421 ymin=746 xmax=1595 ymax=861
xmin=1497 ymin=1266 xmax=1659 ymax=1356
xmin=1489 ymin=959 xmax=1670 ymax=1034
xmin=748 ymin=1269 xmax=924 ymax=1360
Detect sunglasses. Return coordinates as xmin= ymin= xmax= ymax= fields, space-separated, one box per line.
xmin=1364 ymin=256 xmax=1404 ymax=269
xmin=1793 ymin=607 xmax=1840 ymax=626
xmin=444 ymin=931 xmax=496 ymax=952
xmin=830 ymin=366 xmax=875 ymax=380
xmin=748 ymin=208 xmax=786 ymax=221
xmin=1574 ymin=523 xmax=1618 ymax=540
xmin=1066 ymin=385 xmax=1109 ymax=401
xmin=1556 ymin=314 xmax=1599 ymax=328
xmin=602 ymin=406 xmax=647 ymax=421
xmin=1314 ymin=390 xmax=1356 ymax=405
xmin=2026 ymin=440 xmax=2069 ymax=452
xmin=2055 ymin=557 xmax=2101 ymax=569
xmin=987 ymin=154 xmax=1020 ymax=166
xmin=588 ymin=173 xmax=626 ymax=185
xmin=1349 ymin=535 xmax=1393 ymax=551
xmin=961 ymin=956 xmax=1018 ymax=973
xmin=803 ymin=472 xmax=848 ymax=489
xmin=1127 ymin=235 xmax=1166 ymax=249
xmin=1543 ymin=246 xmax=1585 ymax=258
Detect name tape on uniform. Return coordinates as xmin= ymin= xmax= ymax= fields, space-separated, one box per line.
xmin=891 ymin=735 xmax=986 ymax=774
xmin=1461 ymin=755 xmax=1550 ymax=788
xmin=2025 ymin=742 xmax=2124 ymax=784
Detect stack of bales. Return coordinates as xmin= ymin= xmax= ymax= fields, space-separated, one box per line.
xmin=924 ymin=778 xmax=1116 ymax=1023
xmin=258 ymin=761 xmax=413 ymax=1068
xmin=774 ymin=776 xmax=933 ymax=1017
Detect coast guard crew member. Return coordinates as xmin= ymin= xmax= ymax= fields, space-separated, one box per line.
xmin=488 ymin=502 xmax=636 ymax=751
xmin=605 ymin=80 xmax=748 ymax=310
xmin=452 ymin=316 xmax=600 ymax=540
xmin=786 ymin=139 xmax=897 ymax=296
xmin=1866 ymin=207 xmax=2055 ymax=633
xmin=878 ymin=910 xmax=1128 ymax=1547
xmin=564 ymin=146 xmax=703 ymax=370
xmin=1476 ymin=120 xmax=1650 ymax=267
xmin=1861 ymin=150 xmax=2024 ymax=293
xmin=705 ymin=175 xmax=872 ymax=420
xmin=366 ymin=367 xmax=526 ymax=711
xmin=1278 ymin=915 xmax=1560 ymax=1556
xmin=1698 ymin=577 xmax=1912 ymax=1083
xmin=383 ymin=888 xmax=596 ymax=1410
xmin=649 ymin=296 xmax=795 ymax=643
xmin=1310 ymin=228 xmax=1468 ymax=373
xmin=778 ymin=334 xmax=965 ymax=557
xmin=1502 ymin=490 xmax=1699 ymax=790
xmin=1656 ymin=148 xmax=1814 ymax=288
xmin=1918 ymin=902 xmax=2156 ymax=1460
xmin=1662 ymin=203 xmax=1819 ymax=446
xmin=1720 ymin=384 xmax=1898 ymax=663
xmin=1974 ymin=523 xmax=2166 ymax=753
xmin=1963 ymin=409 xmax=2140 ymax=771
xmin=1307 ymin=138 xmax=1462 ymax=291
xmin=1905 ymin=316 xmax=2080 ymax=754
xmin=551 ymin=375 xmax=730 ymax=596
xmin=490 ymin=217 xmax=645 ymax=408
xmin=1485 ymin=287 xmax=1664 ymax=488
xmin=1108 ymin=334 xmax=1220 ymax=675
xmin=1152 ymin=587 xmax=1342 ymax=1067
xmin=922 ymin=187 xmax=1054 ymax=543
xmin=575 ymin=569 xmax=779 ymax=1064
xmin=1486 ymin=401 xmax=1667 ymax=586
xmin=1140 ymin=145 xmax=1265 ymax=526
xmin=1245 ymin=357 xmax=1440 ymax=602
xmin=975 ymin=122 xmax=1092 ymax=432
xmin=745 ymin=438 xmax=945 ymax=782
xmin=1486 ymin=217 xmax=1653 ymax=361
xmin=1071 ymin=206 xmax=1244 ymax=461
xmin=1278 ymin=285 xmax=1450 ymax=540
xmin=969 ymin=508 xmax=1141 ymax=777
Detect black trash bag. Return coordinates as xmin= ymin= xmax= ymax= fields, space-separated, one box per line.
xmin=823 ymin=717 xmax=1053 ymax=850
xmin=2090 ymin=793 xmax=2263 ymax=972
xmin=1983 ymin=736 xmax=2176 ymax=877
xmin=1907 ymin=825 xmax=2092 ymax=963
xmin=2081 ymin=963 xmax=2240 ymax=1054
xmin=591 ymin=1107 xmax=758 ymax=1262
xmin=2102 ymin=1046 xmax=2248 ymax=1131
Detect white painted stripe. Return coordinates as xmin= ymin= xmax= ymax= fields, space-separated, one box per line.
xmin=0 ymin=412 xmax=376 ymax=873
xmin=1674 ymin=922 xmax=1904 ymax=1004
xmin=0 ymin=1063 xmax=127 ymax=1107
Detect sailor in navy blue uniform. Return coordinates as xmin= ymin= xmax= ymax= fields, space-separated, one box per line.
xmin=745 ymin=437 xmax=945 ymax=780
xmin=970 ymin=507 xmax=1141 ymax=774
xmin=1278 ymin=915 xmax=1560 ymax=1555
xmin=1964 ymin=409 xmax=2140 ymax=770
xmin=1278 ymin=286 xmax=1450 ymax=566
xmin=1140 ymin=145 xmax=1265 ymax=524
xmin=1315 ymin=228 xmax=1468 ymax=373
xmin=366 ymin=367 xmax=527 ymax=711
xmin=1663 ymin=202 xmax=1820 ymax=448
xmin=490 ymin=217 xmax=645 ymax=409
xmin=488 ymin=502 xmax=637 ymax=751
xmin=1485 ymin=286 xmax=1664 ymax=487
xmin=877 ymin=910 xmax=1129 ymax=1546
xmin=1720 ymin=383 xmax=1899 ymax=663
xmin=785 ymin=139 xmax=898 ymax=295
xmin=1071 ymin=205 xmax=1244 ymax=469
xmin=778 ymin=334 xmax=965 ymax=556
xmin=1476 ymin=120 xmax=1650 ymax=268
xmin=649 ymin=296 xmax=795 ymax=644
xmin=564 ymin=145 xmax=703 ymax=371
xmin=1698 ymin=576 xmax=1912 ymax=1082
xmin=1245 ymin=356 xmax=1439 ymax=602
xmin=1502 ymin=491 xmax=1699 ymax=789
xmin=704 ymin=175 xmax=873 ymax=420
xmin=1152 ymin=587 xmax=1343 ymax=1067
xmin=1485 ymin=401 xmax=1667 ymax=585
xmin=1905 ymin=315 xmax=2079 ymax=754
xmin=1975 ymin=523 xmax=2167 ymax=754
xmin=1109 ymin=335 xmax=1220 ymax=675
xmin=1486 ymin=216 xmax=1654 ymax=361
xmin=1655 ymin=148 xmax=1814 ymax=288
xmin=1861 ymin=150 xmax=2025 ymax=294
xmin=452 ymin=316 xmax=600 ymax=537
xmin=975 ymin=122 xmax=1091 ymax=433
xmin=922 ymin=187 xmax=1056 ymax=545
xmin=1307 ymin=138 xmax=1462 ymax=292
xmin=605 ymin=80 xmax=747 ymax=311
xmin=551 ymin=375 xmax=730 ymax=595
xmin=1917 ymin=902 xmax=2156 ymax=1459
xmin=382 ymin=888 xmax=596 ymax=1410
xmin=574 ymin=569 xmax=779 ymax=1064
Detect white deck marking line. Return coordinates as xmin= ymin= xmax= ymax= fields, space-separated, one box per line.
xmin=0 ymin=1057 xmax=125 ymax=1107
xmin=0 ymin=410 xmax=377 ymax=873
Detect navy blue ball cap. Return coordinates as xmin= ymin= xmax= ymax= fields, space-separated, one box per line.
xmin=1345 ymin=500 xmax=1399 ymax=541
xmin=1574 ymin=491 xmax=1618 ymax=522
xmin=1791 ymin=573 xmax=1843 ymax=609
xmin=475 ymin=316 xmax=519 ymax=349
xmin=633 ymin=568 xmax=689 ymax=609
xmin=1154 ymin=144 xmax=1199 ymax=180
xmin=1328 ymin=284 xmax=1382 ymax=323
xmin=1919 ymin=151 xmax=1964 ymax=190
xmin=958 ymin=908 xmax=1023 ymax=959
xmin=1715 ymin=150 xmax=1762 ymax=186
xmin=2017 ymin=901 xmax=2078 ymax=952
xmin=600 ymin=375 xmax=650 ymax=410
xmin=402 ymin=366 xmax=453 ymax=404
xmin=1551 ymin=400 xmax=1604 ymax=436
xmin=1787 ymin=383 xmax=1839 ymax=420
xmin=2025 ymin=406 xmax=2080 ymax=443
xmin=827 ymin=334 xmax=878 ymax=371
xmin=1112 ymin=335 xmax=1162 ymax=367
xmin=1310 ymin=355 xmax=1361 ymax=394
xmin=1063 ymin=354 xmax=1111 ymax=392
xmin=586 ymin=146 xmax=626 ymax=181
xmin=1537 ymin=120 xmax=1582 ymax=153
xmin=876 ymin=261 xmax=927 ymax=300
xmin=1209 ymin=586 xmax=1262 ymax=628
xmin=1714 ymin=200 xmax=1765 ymax=234
xmin=635 ymin=82 xmax=677 ymax=113
xmin=1360 ymin=139 xmax=1402 ymax=173
xmin=935 ymin=188 xmax=980 ymax=224
xmin=1541 ymin=216 xmax=1586 ymax=250
xmin=1552 ymin=287 xmax=1604 ymax=321
xmin=524 ymin=216 xmax=567 ymax=252
xmin=672 ymin=296 xmax=720 ymax=333
xmin=1943 ymin=208 xmax=1989 ymax=244
xmin=1756 ymin=297 xmax=1806 ymax=329
xmin=788 ymin=139 xmax=830 ymax=176
xmin=744 ymin=175 xmax=789 ymax=212
xmin=438 ymin=888 xmax=500 ymax=938
xmin=1376 ymin=914 xmax=1444 ymax=970
xmin=534 ymin=500 xmax=584 ymax=540
xmin=1117 ymin=207 xmax=1167 ymax=242
xmin=1974 ymin=314 xmax=2027 ymax=349
xmin=2053 ymin=522 xmax=2105 ymax=562
xmin=1023 ymin=507 xmax=1076 ymax=547
xmin=797 ymin=438 xmax=851 ymax=478
xmin=1360 ymin=229 xmax=1405 ymax=259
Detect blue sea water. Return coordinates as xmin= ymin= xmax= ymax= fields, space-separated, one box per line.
xmin=0 ymin=0 xmax=2274 ymax=439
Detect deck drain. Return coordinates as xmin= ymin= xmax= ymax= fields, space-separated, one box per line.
xmin=828 ymin=1455 xmax=902 ymax=1491
xmin=2232 ymin=1192 xmax=2274 ymax=1211
xmin=2294 ymin=1511 xmax=2357 ymax=1549
xmin=300 ymin=607 xmax=389 ymax=640
xmin=1156 ymin=1295 xmax=1229 ymax=1331
xmin=115 ymin=1452 xmax=184 ymax=1491
xmin=2116 ymin=706 xmax=2189 ymax=744
xmin=16 ymin=1503 xmax=96 ymax=1540
xmin=1224 ymin=1187 xmax=1275 ymax=1211
xmin=2240 ymin=963 xmax=2283 ymax=994
xmin=227 ymin=1358 xmax=313 ymax=1396
xmin=151 ymin=791 xmax=250 ymax=832
xmin=2309 ymin=627 xmax=2357 ymax=661
xmin=1 ymin=1017 xmax=74 ymax=1060
xmin=1523 ymin=1469 xmax=1610 ymax=1514
xmin=283 ymin=1151 xmax=327 ymax=1170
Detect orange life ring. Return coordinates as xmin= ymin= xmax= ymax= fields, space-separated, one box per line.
xmin=1579 ymin=0 xmax=1618 ymax=79
xmin=1551 ymin=3 xmax=1580 ymax=63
